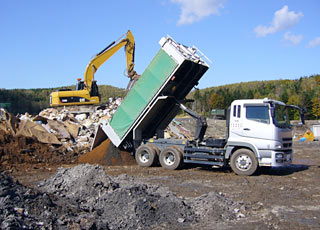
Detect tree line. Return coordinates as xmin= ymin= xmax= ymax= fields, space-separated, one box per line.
xmin=0 ymin=85 xmax=126 ymax=115
xmin=1 ymin=75 xmax=319 ymax=119
xmin=189 ymin=74 xmax=320 ymax=120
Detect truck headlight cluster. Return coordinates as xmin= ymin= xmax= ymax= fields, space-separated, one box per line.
xmin=275 ymin=153 xmax=284 ymax=163
xmin=275 ymin=143 xmax=282 ymax=149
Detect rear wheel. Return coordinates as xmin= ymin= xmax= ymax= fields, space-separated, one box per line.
xmin=159 ymin=146 xmax=183 ymax=170
xmin=135 ymin=144 xmax=157 ymax=167
xmin=230 ymin=149 xmax=258 ymax=176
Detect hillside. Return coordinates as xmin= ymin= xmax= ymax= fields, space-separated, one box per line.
xmin=0 ymin=85 xmax=126 ymax=115
xmin=189 ymin=74 xmax=320 ymax=119
xmin=1 ymin=75 xmax=319 ymax=119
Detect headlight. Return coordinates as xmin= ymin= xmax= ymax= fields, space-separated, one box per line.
xmin=274 ymin=142 xmax=282 ymax=149
xmin=275 ymin=153 xmax=284 ymax=159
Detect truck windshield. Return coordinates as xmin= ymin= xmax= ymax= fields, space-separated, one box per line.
xmin=274 ymin=104 xmax=290 ymax=128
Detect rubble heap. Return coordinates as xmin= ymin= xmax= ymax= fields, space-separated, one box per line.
xmin=0 ymin=164 xmax=243 ymax=229
xmin=0 ymin=98 xmax=198 ymax=166
xmin=37 ymin=164 xmax=242 ymax=229
xmin=0 ymin=171 xmax=85 ymax=230
xmin=0 ymin=98 xmax=123 ymax=164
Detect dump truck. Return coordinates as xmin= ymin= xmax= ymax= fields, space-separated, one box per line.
xmin=90 ymin=35 xmax=305 ymax=176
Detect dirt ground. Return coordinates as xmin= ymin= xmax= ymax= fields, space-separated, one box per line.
xmin=1 ymin=119 xmax=320 ymax=229
xmin=0 ymin=140 xmax=319 ymax=229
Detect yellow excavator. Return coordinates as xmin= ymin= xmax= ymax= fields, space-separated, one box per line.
xmin=50 ymin=30 xmax=139 ymax=106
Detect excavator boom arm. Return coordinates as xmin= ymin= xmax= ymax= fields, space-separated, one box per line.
xmin=83 ymin=30 xmax=136 ymax=90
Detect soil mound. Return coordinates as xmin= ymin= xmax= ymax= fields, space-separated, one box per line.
xmin=37 ymin=164 xmax=241 ymax=229
xmin=0 ymin=164 xmax=242 ymax=229
xmin=78 ymin=139 xmax=136 ymax=166
xmin=0 ymin=172 xmax=86 ymax=230
xmin=0 ymin=130 xmax=83 ymax=165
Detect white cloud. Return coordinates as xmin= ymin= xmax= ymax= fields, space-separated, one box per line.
xmin=284 ymin=32 xmax=303 ymax=45
xmin=254 ymin=5 xmax=303 ymax=37
xmin=171 ymin=0 xmax=225 ymax=25
xmin=307 ymin=37 xmax=320 ymax=48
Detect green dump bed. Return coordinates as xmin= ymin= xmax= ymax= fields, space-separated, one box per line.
xmin=101 ymin=36 xmax=210 ymax=148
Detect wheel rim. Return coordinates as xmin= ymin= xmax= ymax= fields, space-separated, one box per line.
xmin=235 ymin=154 xmax=252 ymax=171
xmin=163 ymin=152 xmax=175 ymax=166
xmin=139 ymin=150 xmax=150 ymax=163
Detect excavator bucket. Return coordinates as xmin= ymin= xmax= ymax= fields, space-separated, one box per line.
xmin=78 ymin=126 xmax=136 ymax=166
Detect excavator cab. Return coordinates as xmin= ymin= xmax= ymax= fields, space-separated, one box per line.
xmin=76 ymin=78 xmax=85 ymax=90
xmin=90 ymin=81 xmax=99 ymax=97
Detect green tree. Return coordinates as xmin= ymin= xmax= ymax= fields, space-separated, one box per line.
xmin=288 ymin=95 xmax=301 ymax=120
xmin=209 ymin=92 xmax=225 ymax=109
xmin=311 ymin=97 xmax=320 ymax=119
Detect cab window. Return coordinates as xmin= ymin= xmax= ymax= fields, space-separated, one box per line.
xmin=246 ymin=106 xmax=270 ymax=124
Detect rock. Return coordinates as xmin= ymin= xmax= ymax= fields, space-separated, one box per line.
xmin=64 ymin=120 xmax=80 ymax=138
xmin=78 ymin=136 xmax=89 ymax=143
xmin=75 ymin=114 xmax=87 ymax=121
xmin=47 ymin=120 xmax=71 ymax=139
xmin=83 ymin=119 xmax=94 ymax=129
xmin=16 ymin=119 xmax=61 ymax=145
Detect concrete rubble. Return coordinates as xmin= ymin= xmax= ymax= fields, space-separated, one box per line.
xmin=0 ymin=98 xmax=124 ymax=152
xmin=0 ymin=98 xmax=196 ymax=159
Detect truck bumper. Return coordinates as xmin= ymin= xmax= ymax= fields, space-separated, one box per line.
xmin=259 ymin=150 xmax=292 ymax=167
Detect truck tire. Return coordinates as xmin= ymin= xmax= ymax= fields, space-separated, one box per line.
xmin=230 ymin=149 xmax=258 ymax=176
xmin=159 ymin=146 xmax=183 ymax=170
xmin=135 ymin=144 xmax=157 ymax=167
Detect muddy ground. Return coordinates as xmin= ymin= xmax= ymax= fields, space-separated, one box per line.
xmin=0 ymin=120 xmax=320 ymax=229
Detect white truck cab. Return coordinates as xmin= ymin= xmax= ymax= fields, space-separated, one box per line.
xmin=226 ymin=98 xmax=302 ymax=175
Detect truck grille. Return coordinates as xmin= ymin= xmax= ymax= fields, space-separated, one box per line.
xmin=282 ymin=138 xmax=292 ymax=142
xmin=282 ymin=138 xmax=292 ymax=148
xmin=283 ymin=142 xmax=292 ymax=148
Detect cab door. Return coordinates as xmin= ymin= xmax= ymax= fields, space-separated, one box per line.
xmin=229 ymin=104 xmax=243 ymax=138
xmin=242 ymin=104 xmax=273 ymax=144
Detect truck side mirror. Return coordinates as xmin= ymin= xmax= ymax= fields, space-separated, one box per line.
xmin=286 ymin=105 xmax=306 ymax=126
xmin=300 ymin=111 xmax=305 ymax=125
xmin=270 ymin=107 xmax=275 ymax=118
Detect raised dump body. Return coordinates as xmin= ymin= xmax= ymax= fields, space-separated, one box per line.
xmin=96 ymin=36 xmax=209 ymax=149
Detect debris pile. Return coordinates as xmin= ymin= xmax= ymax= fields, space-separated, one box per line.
xmin=0 ymin=164 xmax=243 ymax=229
xmin=38 ymin=164 xmax=242 ymax=229
xmin=0 ymin=98 xmax=123 ymax=164
xmin=0 ymin=171 xmax=83 ymax=230
xmin=0 ymin=99 xmax=200 ymax=166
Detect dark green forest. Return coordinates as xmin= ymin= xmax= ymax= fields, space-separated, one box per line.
xmin=1 ymin=75 xmax=319 ymax=119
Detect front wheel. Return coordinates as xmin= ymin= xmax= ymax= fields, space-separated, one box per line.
xmin=230 ymin=149 xmax=258 ymax=176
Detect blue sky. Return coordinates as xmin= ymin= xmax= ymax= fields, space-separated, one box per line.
xmin=1 ymin=0 xmax=319 ymax=90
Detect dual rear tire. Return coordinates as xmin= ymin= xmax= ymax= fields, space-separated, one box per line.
xmin=135 ymin=144 xmax=183 ymax=170
xmin=159 ymin=146 xmax=183 ymax=170
xmin=135 ymin=144 xmax=159 ymax=167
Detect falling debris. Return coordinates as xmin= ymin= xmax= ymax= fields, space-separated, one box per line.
xmin=78 ymin=139 xmax=136 ymax=166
